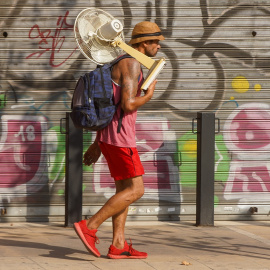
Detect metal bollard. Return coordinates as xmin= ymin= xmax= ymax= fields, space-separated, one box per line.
xmin=62 ymin=112 xmax=83 ymax=227
xmin=194 ymin=112 xmax=215 ymax=226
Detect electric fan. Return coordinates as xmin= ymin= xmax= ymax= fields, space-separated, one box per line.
xmin=74 ymin=8 xmax=166 ymax=90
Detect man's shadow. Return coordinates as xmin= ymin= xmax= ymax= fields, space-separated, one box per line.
xmin=0 ymin=238 xmax=95 ymax=261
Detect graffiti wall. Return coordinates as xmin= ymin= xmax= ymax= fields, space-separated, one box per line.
xmin=0 ymin=0 xmax=270 ymax=222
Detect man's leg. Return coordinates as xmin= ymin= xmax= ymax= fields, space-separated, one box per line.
xmin=86 ymin=175 xmax=144 ymax=233
xmin=112 ymin=207 xmax=128 ymax=249
xmin=111 ymin=177 xmax=141 ymax=249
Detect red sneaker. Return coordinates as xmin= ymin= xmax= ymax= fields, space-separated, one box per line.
xmin=73 ymin=220 xmax=100 ymax=257
xmin=107 ymin=240 xmax=147 ymax=259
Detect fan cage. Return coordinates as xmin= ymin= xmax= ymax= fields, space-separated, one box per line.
xmin=74 ymin=8 xmax=125 ymax=65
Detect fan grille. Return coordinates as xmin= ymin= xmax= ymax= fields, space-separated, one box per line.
xmin=74 ymin=8 xmax=125 ymax=65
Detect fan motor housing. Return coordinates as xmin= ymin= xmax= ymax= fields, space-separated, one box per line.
xmin=97 ymin=19 xmax=123 ymax=41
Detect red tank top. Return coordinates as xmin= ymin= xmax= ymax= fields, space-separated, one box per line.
xmin=97 ymin=72 xmax=143 ymax=147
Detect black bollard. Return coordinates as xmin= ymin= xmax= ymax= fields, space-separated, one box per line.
xmin=63 ymin=112 xmax=83 ymax=227
xmin=195 ymin=112 xmax=215 ymax=226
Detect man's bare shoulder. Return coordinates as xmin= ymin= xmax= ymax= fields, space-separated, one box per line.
xmin=112 ymin=57 xmax=141 ymax=82
xmin=118 ymin=57 xmax=140 ymax=73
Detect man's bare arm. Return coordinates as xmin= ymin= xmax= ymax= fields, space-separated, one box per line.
xmin=120 ymin=58 xmax=156 ymax=112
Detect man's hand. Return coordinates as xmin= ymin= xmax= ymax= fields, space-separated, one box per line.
xmin=83 ymin=141 xmax=101 ymax=166
xmin=143 ymin=79 xmax=157 ymax=98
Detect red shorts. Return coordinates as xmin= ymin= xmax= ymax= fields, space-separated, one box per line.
xmin=99 ymin=141 xmax=145 ymax=181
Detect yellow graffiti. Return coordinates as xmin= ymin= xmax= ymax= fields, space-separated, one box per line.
xmin=254 ymin=84 xmax=262 ymax=91
xmin=231 ymin=76 xmax=249 ymax=93
xmin=183 ymin=139 xmax=197 ymax=158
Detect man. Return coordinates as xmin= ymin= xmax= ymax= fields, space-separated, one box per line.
xmin=74 ymin=21 xmax=164 ymax=259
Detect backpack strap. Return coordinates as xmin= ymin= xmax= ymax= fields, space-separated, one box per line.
xmin=98 ymin=66 xmax=107 ymax=98
xmin=86 ymin=73 xmax=91 ymax=103
xmin=110 ymin=54 xmax=133 ymax=66
xmin=117 ymin=108 xmax=124 ymax=133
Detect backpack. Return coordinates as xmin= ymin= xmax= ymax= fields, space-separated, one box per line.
xmin=70 ymin=54 xmax=132 ymax=132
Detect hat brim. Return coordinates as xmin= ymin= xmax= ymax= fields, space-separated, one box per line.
xmin=128 ymin=35 xmax=165 ymax=45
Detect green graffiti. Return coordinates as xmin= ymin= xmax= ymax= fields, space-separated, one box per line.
xmin=57 ymin=184 xmax=86 ymax=196
xmin=0 ymin=93 xmax=6 ymax=109
xmin=57 ymin=189 xmax=65 ymax=196
xmin=214 ymin=195 xmax=219 ymax=207
xmin=47 ymin=126 xmax=66 ymax=184
xmin=177 ymin=131 xmax=230 ymax=186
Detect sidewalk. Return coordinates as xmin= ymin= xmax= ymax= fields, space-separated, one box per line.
xmin=0 ymin=220 xmax=270 ymax=270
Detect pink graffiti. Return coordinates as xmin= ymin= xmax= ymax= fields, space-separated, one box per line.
xmin=224 ymin=103 xmax=270 ymax=200
xmin=232 ymin=165 xmax=270 ymax=193
xmin=0 ymin=116 xmax=46 ymax=188
xmin=230 ymin=108 xmax=270 ymax=150
xmin=224 ymin=162 xmax=270 ymax=201
xmin=26 ymin=11 xmax=77 ymax=67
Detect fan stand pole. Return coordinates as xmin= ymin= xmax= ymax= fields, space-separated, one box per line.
xmin=111 ymin=38 xmax=155 ymax=69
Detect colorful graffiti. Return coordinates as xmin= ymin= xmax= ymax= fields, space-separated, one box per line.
xmin=223 ymin=103 xmax=270 ymax=203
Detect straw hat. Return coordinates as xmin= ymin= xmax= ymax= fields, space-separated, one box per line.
xmin=128 ymin=21 xmax=165 ymax=45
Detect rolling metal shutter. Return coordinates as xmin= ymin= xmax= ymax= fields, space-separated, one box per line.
xmin=0 ymin=0 xmax=270 ymax=222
